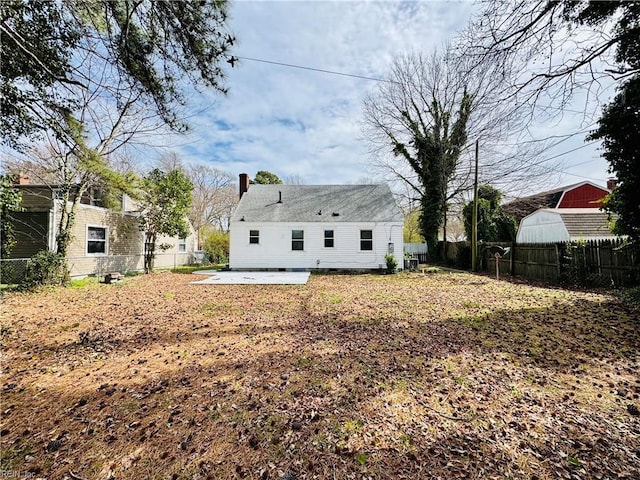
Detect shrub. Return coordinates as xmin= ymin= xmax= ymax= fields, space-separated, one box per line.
xmin=385 ymin=253 xmax=398 ymax=273
xmin=202 ymin=229 xmax=229 ymax=264
xmin=23 ymin=251 xmax=68 ymax=288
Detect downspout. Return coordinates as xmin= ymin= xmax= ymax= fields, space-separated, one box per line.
xmin=49 ymin=200 xmax=58 ymax=252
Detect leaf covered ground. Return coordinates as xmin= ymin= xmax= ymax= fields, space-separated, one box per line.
xmin=1 ymin=271 xmax=639 ymax=479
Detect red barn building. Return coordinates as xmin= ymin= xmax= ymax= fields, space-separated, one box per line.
xmin=503 ymin=181 xmax=613 ymax=222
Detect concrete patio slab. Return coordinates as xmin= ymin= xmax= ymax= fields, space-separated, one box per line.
xmin=190 ymin=270 xmax=311 ymax=285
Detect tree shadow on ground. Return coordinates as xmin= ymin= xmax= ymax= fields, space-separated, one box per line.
xmin=2 ymin=275 xmax=639 ymax=479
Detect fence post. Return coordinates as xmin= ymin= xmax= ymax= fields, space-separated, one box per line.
xmin=510 ymin=242 xmax=515 ymax=276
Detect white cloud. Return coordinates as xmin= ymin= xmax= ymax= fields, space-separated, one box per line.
xmin=165 ymin=0 xmax=611 ymax=192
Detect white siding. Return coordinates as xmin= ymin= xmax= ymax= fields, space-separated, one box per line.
xmin=516 ymin=210 xmax=569 ymax=243
xmin=230 ymin=222 xmax=403 ymax=270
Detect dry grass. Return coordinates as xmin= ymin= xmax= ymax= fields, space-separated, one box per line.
xmin=1 ymin=271 xmax=639 ymax=479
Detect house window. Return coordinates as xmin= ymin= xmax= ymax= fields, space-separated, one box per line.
xmin=249 ymin=230 xmax=260 ymax=244
xmin=178 ymin=238 xmax=187 ymax=252
xmin=324 ymin=230 xmax=334 ymax=248
xmin=292 ymin=230 xmax=304 ymax=250
xmin=360 ymin=230 xmax=373 ymax=251
xmin=87 ymin=226 xmax=107 ymax=255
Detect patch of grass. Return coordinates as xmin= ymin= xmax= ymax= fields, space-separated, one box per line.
xmin=60 ymin=322 xmax=80 ymax=332
xmin=298 ymin=356 xmax=315 ymax=367
xmin=567 ymin=456 xmax=582 ymax=468
xmin=423 ymin=266 xmax=441 ymax=273
xmin=617 ymin=286 xmax=640 ymax=309
xmin=461 ymin=300 xmax=483 ymax=309
xmin=343 ymin=419 xmax=362 ymax=434
xmin=70 ymin=276 xmax=100 ymax=288
xmin=0 ymin=443 xmax=34 ymax=469
xmin=453 ymin=375 xmax=466 ymax=386
xmin=459 ymin=313 xmax=487 ymax=328
xmin=170 ymin=264 xmax=223 ymax=274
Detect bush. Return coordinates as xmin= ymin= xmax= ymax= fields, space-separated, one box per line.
xmin=202 ymin=229 xmax=229 ymax=264
xmin=385 ymin=253 xmax=398 ymax=273
xmin=23 ymin=251 xmax=68 ymax=288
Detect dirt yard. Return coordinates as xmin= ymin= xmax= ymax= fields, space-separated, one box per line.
xmin=1 ymin=271 xmax=639 ymax=479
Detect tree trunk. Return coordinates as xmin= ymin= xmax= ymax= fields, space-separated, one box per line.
xmin=144 ymin=234 xmax=156 ymax=274
xmin=56 ymin=185 xmax=85 ymax=258
xmin=442 ymin=206 xmax=448 ymax=262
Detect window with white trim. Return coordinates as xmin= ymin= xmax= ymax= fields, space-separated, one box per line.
xmin=87 ymin=226 xmax=107 ymax=255
xmin=178 ymin=238 xmax=187 ymax=252
xmin=249 ymin=230 xmax=260 ymax=244
xmin=324 ymin=229 xmax=334 ymax=248
xmin=360 ymin=230 xmax=373 ymax=251
xmin=292 ymin=230 xmax=304 ymax=250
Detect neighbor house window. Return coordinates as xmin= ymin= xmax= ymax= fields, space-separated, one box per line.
xmin=249 ymin=230 xmax=260 ymax=244
xmin=360 ymin=230 xmax=373 ymax=251
xmin=87 ymin=226 xmax=107 ymax=255
xmin=324 ymin=230 xmax=334 ymax=248
xmin=178 ymin=238 xmax=187 ymax=252
xmin=292 ymin=230 xmax=304 ymax=250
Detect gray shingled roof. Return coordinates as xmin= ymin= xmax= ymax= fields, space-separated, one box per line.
xmin=231 ymin=184 xmax=402 ymax=223
xmin=557 ymin=210 xmax=616 ymax=238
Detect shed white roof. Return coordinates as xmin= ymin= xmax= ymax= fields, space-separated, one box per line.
xmin=231 ymin=184 xmax=402 ymax=223
xmin=516 ymin=208 xmax=618 ymax=243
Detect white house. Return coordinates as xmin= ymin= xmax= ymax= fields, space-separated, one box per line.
xmin=516 ymin=208 xmax=618 ymax=243
xmin=229 ymin=176 xmax=403 ymax=271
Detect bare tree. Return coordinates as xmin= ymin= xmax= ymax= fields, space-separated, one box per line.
xmin=363 ymin=47 xmax=556 ymax=255
xmin=2 ymin=53 xmax=168 ymax=257
xmin=284 ymin=174 xmax=306 ymax=185
xmin=187 ymin=164 xmax=236 ymax=238
xmin=154 ymin=154 xmax=237 ymax=240
xmin=458 ymin=1 xmax=637 ymax=121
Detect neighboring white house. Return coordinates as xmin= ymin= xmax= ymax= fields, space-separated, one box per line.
xmin=229 ymin=180 xmax=404 ymax=271
xmin=516 ymin=208 xmax=618 ymax=243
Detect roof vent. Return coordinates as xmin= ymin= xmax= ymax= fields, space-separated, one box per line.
xmin=331 ymin=212 xmax=340 ymax=217
xmin=317 ymin=210 xmax=322 ymax=215
xmin=278 ymin=191 xmax=282 ymax=203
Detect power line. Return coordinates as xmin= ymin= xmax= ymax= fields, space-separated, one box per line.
xmin=543 ymin=140 xmax=598 ymax=163
xmin=236 ymin=56 xmax=399 ymax=84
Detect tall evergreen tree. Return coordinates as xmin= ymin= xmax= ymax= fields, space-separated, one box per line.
xmin=253 ymin=171 xmax=283 ymax=185
xmin=589 ymin=78 xmax=640 ymax=243
xmin=462 ymin=185 xmax=517 ymax=243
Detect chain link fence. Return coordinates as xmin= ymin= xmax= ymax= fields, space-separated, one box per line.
xmin=0 ymin=258 xmax=30 ymax=285
xmin=1 ymin=252 xmax=195 ymax=285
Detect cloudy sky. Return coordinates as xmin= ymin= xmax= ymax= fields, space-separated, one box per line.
xmin=166 ymin=0 xmax=612 ymax=196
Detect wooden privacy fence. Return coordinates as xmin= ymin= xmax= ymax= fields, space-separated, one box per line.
xmin=483 ymin=239 xmax=638 ymax=287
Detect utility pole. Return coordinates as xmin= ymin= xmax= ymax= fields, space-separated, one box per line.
xmin=471 ymin=140 xmax=479 ymax=271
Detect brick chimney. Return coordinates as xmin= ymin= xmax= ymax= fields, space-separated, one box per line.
xmin=239 ymin=173 xmax=249 ymax=199
xmin=607 ymin=177 xmax=617 ymax=190
xmin=17 ymin=174 xmax=30 ymax=185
